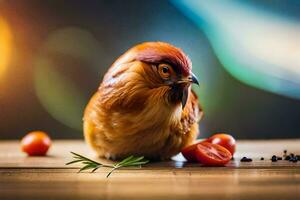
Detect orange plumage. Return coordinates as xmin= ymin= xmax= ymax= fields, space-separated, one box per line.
xmin=83 ymin=42 xmax=203 ymax=160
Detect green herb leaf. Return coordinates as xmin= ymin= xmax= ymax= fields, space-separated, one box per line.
xmin=65 ymin=159 xmax=83 ymax=165
xmin=66 ymin=152 xmax=149 ymax=178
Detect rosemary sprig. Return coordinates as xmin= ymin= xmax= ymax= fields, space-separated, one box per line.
xmin=66 ymin=152 xmax=149 ymax=177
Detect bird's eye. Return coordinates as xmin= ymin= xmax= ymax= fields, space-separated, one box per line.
xmin=162 ymin=66 xmax=169 ymax=73
xmin=158 ymin=64 xmax=172 ymax=79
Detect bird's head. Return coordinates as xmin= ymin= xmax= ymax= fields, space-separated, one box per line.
xmin=102 ymin=42 xmax=199 ymax=109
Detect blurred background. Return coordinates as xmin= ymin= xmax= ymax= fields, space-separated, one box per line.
xmin=0 ymin=0 xmax=299 ymax=140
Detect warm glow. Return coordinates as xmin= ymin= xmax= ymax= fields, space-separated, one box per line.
xmin=0 ymin=17 xmax=12 ymax=79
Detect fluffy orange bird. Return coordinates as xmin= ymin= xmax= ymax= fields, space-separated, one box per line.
xmin=83 ymin=42 xmax=203 ymax=160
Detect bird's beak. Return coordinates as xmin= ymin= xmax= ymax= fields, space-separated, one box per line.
xmin=177 ymin=72 xmax=199 ymax=85
xmin=175 ymin=72 xmax=199 ymax=109
xmin=188 ymin=72 xmax=199 ymax=85
xmin=190 ymin=72 xmax=199 ymax=85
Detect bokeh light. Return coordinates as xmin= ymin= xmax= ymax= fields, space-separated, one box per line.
xmin=0 ymin=17 xmax=12 ymax=80
xmin=34 ymin=57 xmax=86 ymax=131
xmin=173 ymin=0 xmax=300 ymax=99
xmin=34 ymin=27 xmax=104 ymax=131
xmin=43 ymin=27 xmax=105 ymax=69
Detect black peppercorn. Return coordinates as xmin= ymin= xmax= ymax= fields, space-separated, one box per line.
xmin=240 ymin=157 xmax=252 ymax=162
xmin=271 ymin=155 xmax=277 ymax=162
xmin=283 ymin=150 xmax=287 ymax=154
xmin=292 ymin=158 xmax=298 ymax=163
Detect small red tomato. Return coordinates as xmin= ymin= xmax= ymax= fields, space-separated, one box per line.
xmin=181 ymin=143 xmax=198 ymax=162
xmin=21 ymin=131 xmax=51 ymax=156
xmin=195 ymin=142 xmax=232 ymax=166
xmin=206 ymin=133 xmax=236 ymax=156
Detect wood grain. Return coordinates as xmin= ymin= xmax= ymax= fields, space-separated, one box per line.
xmin=0 ymin=140 xmax=299 ymax=200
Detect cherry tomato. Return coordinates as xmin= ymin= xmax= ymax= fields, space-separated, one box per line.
xmin=21 ymin=131 xmax=51 ymax=156
xmin=181 ymin=143 xmax=198 ymax=162
xmin=195 ymin=142 xmax=232 ymax=166
xmin=206 ymin=133 xmax=236 ymax=156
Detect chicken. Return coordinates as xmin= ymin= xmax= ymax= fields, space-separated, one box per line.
xmin=83 ymin=42 xmax=203 ymax=160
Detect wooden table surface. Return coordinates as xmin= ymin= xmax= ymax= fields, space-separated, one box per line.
xmin=0 ymin=139 xmax=299 ymax=200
